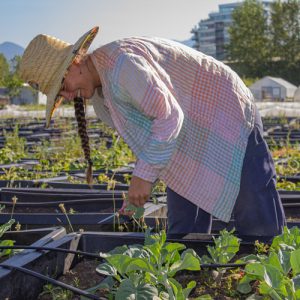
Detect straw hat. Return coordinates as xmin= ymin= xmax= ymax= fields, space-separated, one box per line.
xmin=19 ymin=26 xmax=99 ymax=127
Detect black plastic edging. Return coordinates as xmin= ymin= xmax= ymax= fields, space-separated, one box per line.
xmin=0 ymin=245 xmax=248 ymax=269
xmin=0 ymin=264 xmax=102 ymax=300
xmin=0 ymin=212 xmax=128 ymax=225
xmin=0 ymin=245 xmax=101 ymax=259
xmin=0 ymin=232 xmax=75 ymax=300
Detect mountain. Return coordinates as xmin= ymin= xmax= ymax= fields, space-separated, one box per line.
xmin=0 ymin=42 xmax=24 ymax=61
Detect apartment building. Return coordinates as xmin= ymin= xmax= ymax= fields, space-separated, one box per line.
xmin=191 ymin=1 xmax=272 ymax=60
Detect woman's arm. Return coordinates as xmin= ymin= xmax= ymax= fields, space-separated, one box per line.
xmin=113 ymin=52 xmax=184 ymax=183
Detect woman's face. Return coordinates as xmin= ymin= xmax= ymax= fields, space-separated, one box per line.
xmin=59 ymin=61 xmax=96 ymax=100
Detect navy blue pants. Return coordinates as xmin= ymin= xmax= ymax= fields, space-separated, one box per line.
xmin=167 ymin=108 xmax=286 ymax=238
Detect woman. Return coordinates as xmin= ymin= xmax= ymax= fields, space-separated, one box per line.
xmin=19 ymin=26 xmax=286 ymax=238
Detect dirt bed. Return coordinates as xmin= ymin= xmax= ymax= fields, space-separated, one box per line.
xmin=38 ymin=259 xmax=107 ymax=299
xmin=37 ymin=262 xmax=255 ymax=299
xmin=176 ymin=269 xmax=250 ymax=299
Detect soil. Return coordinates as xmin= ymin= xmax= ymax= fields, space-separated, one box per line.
xmin=38 ymin=259 xmax=107 ymax=300
xmin=176 ymin=268 xmax=252 ymax=299
xmin=0 ymin=255 xmax=8 ymax=263
xmin=37 ymin=259 xmax=251 ymax=300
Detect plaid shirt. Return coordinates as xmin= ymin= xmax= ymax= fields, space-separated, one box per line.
xmin=90 ymin=37 xmax=255 ymax=222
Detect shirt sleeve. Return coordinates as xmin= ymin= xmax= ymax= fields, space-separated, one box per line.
xmin=112 ymin=53 xmax=184 ymax=183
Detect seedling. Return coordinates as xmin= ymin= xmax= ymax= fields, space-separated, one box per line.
xmin=237 ymin=226 xmax=300 ymax=298
xmin=0 ymin=219 xmax=15 ymax=258
xmin=96 ymin=229 xmax=200 ymax=300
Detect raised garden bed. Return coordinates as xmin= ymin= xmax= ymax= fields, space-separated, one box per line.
xmin=0 ymin=187 xmax=125 ymax=202
xmin=0 ymin=180 xmax=38 ymax=188
xmin=0 ymin=226 xmax=68 ymax=300
xmin=279 ymin=175 xmax=300 ymax=184
xmin=0 ymin=188 xmax=166 ymax=231
xmin=15 ymin=228 xmax=297 ymax=300
xmin=42 ymin=181 xmax=129 ymax=190
xmin=1 ymin=230 xmax=257 ymax=300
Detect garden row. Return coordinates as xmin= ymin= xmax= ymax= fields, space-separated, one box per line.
xmin=2 ymin=221 xmax=300 ymax=299
xmin=263 ymin=117 xmax=300 ymax=146
xmin=0 ymin=115 xmax=299 ymax=299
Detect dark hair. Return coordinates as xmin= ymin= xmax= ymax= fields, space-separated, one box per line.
xmin=73 ymin=96 xmax=93 ymax=185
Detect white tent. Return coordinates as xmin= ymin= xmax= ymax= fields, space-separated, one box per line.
xmin=294 ymin=86 xmax=300 ymax=102
xmin=249 ymin=76 xmax=297 ymax=102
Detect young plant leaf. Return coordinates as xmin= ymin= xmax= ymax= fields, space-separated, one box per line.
xmin=108 ymin=245 xmax=128 ymax=255
xmin=96 ymin=262 xmax=117 ymax=277
xmin=205 ymin=229 xmax=240 ymax=264
xmin=277 ymin=248 xmax=291 ymax=275
xmin=290 ymin=248 xmax=300 ymax=275
xmin=125 ymin=257 xmax=156 ymax=274
xmin=115 ymin=279 xmax=158 ymax=300
xmin=125 ymin=203 xmax=145 ymax=219
xmin=0 ymin=239 xmax=15 ymax=258
xmin=81 ymin=276 xmax=115 ymax=300
xmin=105 ymin=254 xmax=133 ymax=276
xmin=168 ymin=278 xmax=184 ymax=300
xmin=169 ymin=252 xmax=200 ymax=277
xmin=237 ymin=275 xmax=253 ymax=294
xmin=0 ymin=219 xmax=15 ymax=238
xmin=124 ymin=245 xmax=150 ymax=259
xmin=194 ymin=295 xmax=213 ymax=299
xmin=164 ymin=242 xmax=186 ymax=254
xmin=182 ymin=280 xmax=196 ymax=299
xmin=292 ymin=274 xmax=300 ymax=292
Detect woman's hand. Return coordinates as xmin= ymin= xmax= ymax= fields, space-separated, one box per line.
xmin=118 ymin=199 xmax=134 ymax=217
xmin=128 ymin=176 xmax=152 ymax=207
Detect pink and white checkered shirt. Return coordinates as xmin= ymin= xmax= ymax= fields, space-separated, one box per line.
xmin=90 ymin=37 xmax=255 ymax=222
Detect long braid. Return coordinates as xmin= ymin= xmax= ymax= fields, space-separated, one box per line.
xmin=73 ymin=96 xmax=93 ymax=185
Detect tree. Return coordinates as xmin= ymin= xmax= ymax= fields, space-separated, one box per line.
xmin=1 ymin=55 xmax=23 ymax=97
xmin=270 ymin=0 xmax=300 ymax=66
xmin=226 ymin=0 xmax=270 ymax=77
xmin=0 ymin=54 xmax=9 ymax=86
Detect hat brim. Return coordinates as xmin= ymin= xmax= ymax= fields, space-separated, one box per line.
xmin=45 ymin=26 xmax=99 ymax=127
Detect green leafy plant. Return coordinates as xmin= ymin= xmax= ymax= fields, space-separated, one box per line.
xmin=96 ymin=229 xmax=200 ymax=300
xmin=0 ymin=219 xmax=15 ymax=258
xmin=0 ymin=126 xmax=27 ymax=164
xmin=237 ymin=226 xmax=300 ymax=299
xmin=277 ymin=180 xmax=300 ymax=191
xmin=201 ymin=229 xmax=241 ymax=265
xmin=273 ymin=144 xmax=300 ymax=177
xmin=39 ymin=283 xmax=73 ymax=300
xmin=198 ymin=229 xmax=241 ymax=289
xmin=254 ymin=240 xmax=269 ymax=255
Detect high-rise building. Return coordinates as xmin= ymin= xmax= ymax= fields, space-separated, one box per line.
xmin=191 ymin=1 xmax=272 ymax=60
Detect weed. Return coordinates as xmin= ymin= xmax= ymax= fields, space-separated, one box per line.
xmin=58 ymin=203 xmax=74 ymax=233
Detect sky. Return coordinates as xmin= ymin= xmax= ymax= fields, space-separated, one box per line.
xmin=0 ymin=0 xmax=241 ymax=49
